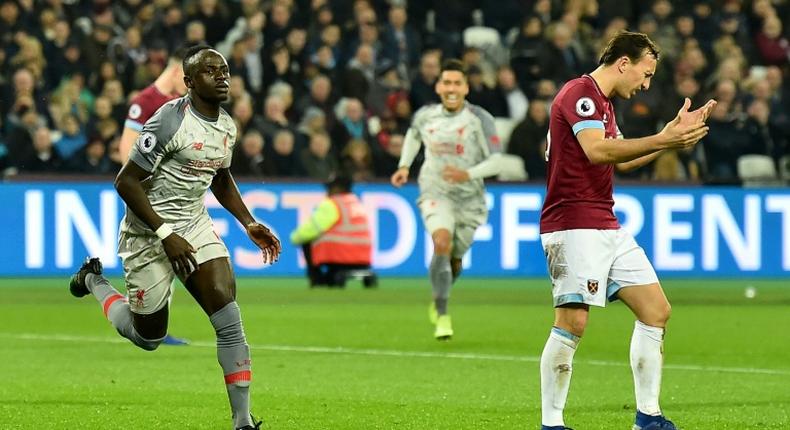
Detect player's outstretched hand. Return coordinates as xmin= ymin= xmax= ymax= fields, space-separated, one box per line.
xmin=390 ymin=167 xmax=409 ymax=188
xmin=660 ymin=98 xmax=710 ymax=149
xmin=679 ymin=98 xmax=717 ymax=126
xmin=161 ymin=233 xmax=198 ymax=278
xmin=246 ymin=222 xmax=281 ymax=264
xmin=442 ymin=165 xmax=470 ymax=184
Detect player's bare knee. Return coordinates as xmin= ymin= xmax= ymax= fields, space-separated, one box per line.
xmin=555 ymin=309 xmax=588 ymax=337
xmin=656 ymin=302 xmax=672 ymax=326
xmin=433 ymin=239 xmax=451 ymax=255
xmin=641 ymin=302 xmax=671 ymax=328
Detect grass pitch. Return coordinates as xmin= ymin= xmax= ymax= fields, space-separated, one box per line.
xmin=0 ymin=277 xmax=788 ymax=429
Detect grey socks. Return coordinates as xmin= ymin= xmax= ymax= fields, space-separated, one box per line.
xmin=86 ymin=273 xmax=164 ymax=351
xmin=430 ymin=254 xmax=452 ymax=315
xmin=211 ymin=302 xmax=253 ymax=429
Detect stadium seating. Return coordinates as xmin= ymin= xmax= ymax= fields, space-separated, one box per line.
xmin=737 ymin=154 xmax=781 ymax=187
xmin=497 ymin=153 xmax=528 ymax=181
xmin=493 ymin=117 xmax=517 ymax=150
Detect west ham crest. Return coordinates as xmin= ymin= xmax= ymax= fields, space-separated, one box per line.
xmin=587 ymin=279 xmax=599 ymax=294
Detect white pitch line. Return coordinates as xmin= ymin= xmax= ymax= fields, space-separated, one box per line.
xmin=3 ymin=332 xmax=790 ymax=376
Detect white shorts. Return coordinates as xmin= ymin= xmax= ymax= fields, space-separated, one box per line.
xmin=118 ymin=225 xmax=230 ymax=315
xmin=418 ymin=195 xmax=487 ymax=259
xmin=540 ymin=228 xmax=658 ymax=307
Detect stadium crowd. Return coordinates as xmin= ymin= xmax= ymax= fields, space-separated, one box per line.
xmin=0 ymin=0 xmax=788 ymax=184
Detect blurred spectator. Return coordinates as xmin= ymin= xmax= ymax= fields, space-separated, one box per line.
xmin=300 ymin=131 xmax=337 ymax=181
xmin=341 ymin=43 xmax=375 ymax=100
xmin=410 ymin=50 xmax=441 ymax=110
xmin=22 ymin=126 xmax=62 ymax=173
xmin=54 ymin=113 xmax=87 ymax=160
xmin=467 ymin=65 xmax=501 ymax=115
xmin=263 ymin=40 xmax=300 ymax=94
xmin=264 ymin=1 xmax=293 ymax=53
xmin=186 ymin=0 xmax=232 ymax=46
xmin=373 ymin=131 xmax=405 ymax=178
xmin=510 ymin=15 xmax=545 ymax=90
xmin=49 ymin=75 xmax=93 ymax=130
xmin=381 ymin=5 xmax=420 ymax=70
xmin=341 ymin=138 xmax=375 ymax=182
xmin=494 ymin=65 xmax=529 ymax=120
xmin=296 ymin=106 xmax=327 ymax=147
xmin=755 ymin=15 xmax=790 ymax=66
xmin=507 ymin=98 xmax=549 ymax=179
xmin=263 ymin=129 xmax=302 ymax=177
xmin=231 ymin=130 xmax=267 ymax=177
xmin=185 ymin=20 xmax=207 ymax=46
xmin=256 ymin=94 xmax=292 ymax=141
xmin=333 ymin=97 xmax=370 ymax=156
xmin=294 ymin=74 xmax=336 ymax=130
xmin=703 ymin=101 xmax=746 ymax=183
xmin=232 ymin=96 xmax=260 ymax=139
xmin=66 ymin=137 xmax=113 ymax=174
xmin=10 ymin=35 xmax=46 ymax=82
xmin=145 ymin=5 xmax=185 ymax=52
xmin=6 ymin=108 xmax=46 ymax=172
xmin=652 ymin=147 xmax=702 ymax=182
xmin=537 ymin=22 xmax=583 ymax=86
xmin=367 ymin=60 xmax=407 ymax=117
xmin=743 ymin=99 xmax=780 ymax=160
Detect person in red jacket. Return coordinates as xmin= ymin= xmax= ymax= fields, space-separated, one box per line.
xmin=290 ymin=173 xmax=375 ymax=287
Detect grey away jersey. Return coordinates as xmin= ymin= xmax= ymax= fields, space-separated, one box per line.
xmin=121 ymin=96 xmax=237 ymax=236
xmin=405 ymin=102 xmax=500 ymax=199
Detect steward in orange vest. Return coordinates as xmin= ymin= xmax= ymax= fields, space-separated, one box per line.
xmin=290 ymin=174 xmax=373 ymax=287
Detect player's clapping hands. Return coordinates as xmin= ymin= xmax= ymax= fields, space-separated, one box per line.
xmin=246 ymin=222 xmax=281 ymax=264
xmin=442 ymin=165 xmax=470 ymax=184
xmin=660 ymin=97 xmax=716 ymax=149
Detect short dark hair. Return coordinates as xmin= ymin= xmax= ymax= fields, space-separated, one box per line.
xmin=440 ymin=59 xmax=466 ymax=77
xmin=182 ymin=44 xmax=213 ymax=75
xmin=325 ymin=172 xmax=352 ymax=192
xmin=598 ymin=31 xmax=660 ymax=66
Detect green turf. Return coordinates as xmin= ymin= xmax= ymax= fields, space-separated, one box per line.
xmin=0 ymin=277 xmax=788 ymax=429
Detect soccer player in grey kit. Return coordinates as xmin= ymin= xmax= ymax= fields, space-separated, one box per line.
xmin=68 ymin=45 xmax=280 ymax=430
xmin=391 ymin=59 xmax=501 ymax=340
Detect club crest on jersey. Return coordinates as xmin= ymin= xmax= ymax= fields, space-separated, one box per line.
xmin=138 ymin=132 xmax=156 ymax=153
xmin=587 ymin=279 xmax=599 ymax=294
xmin=576 ymin=97 xmax=596 ymax=117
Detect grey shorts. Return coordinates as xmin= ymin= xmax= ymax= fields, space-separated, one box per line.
xmin=117 ymin=225 xmax=230 ymax=314
xmin=417 ymin=194 xmax=488 ymax=259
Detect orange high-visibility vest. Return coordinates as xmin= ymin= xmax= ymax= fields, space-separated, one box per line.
xmin=311 ymin=193 xmax=372 ymax=265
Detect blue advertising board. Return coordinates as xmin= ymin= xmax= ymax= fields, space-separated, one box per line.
xmin=1 ymin=182 xmax=788 ymax=277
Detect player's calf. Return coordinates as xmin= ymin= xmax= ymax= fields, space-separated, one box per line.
xmin=211 ymin=302 xmax=254 ymax=429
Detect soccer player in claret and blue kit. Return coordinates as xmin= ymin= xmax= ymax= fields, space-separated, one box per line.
xmin=537 ymin=31 xmax=715 ymax=430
